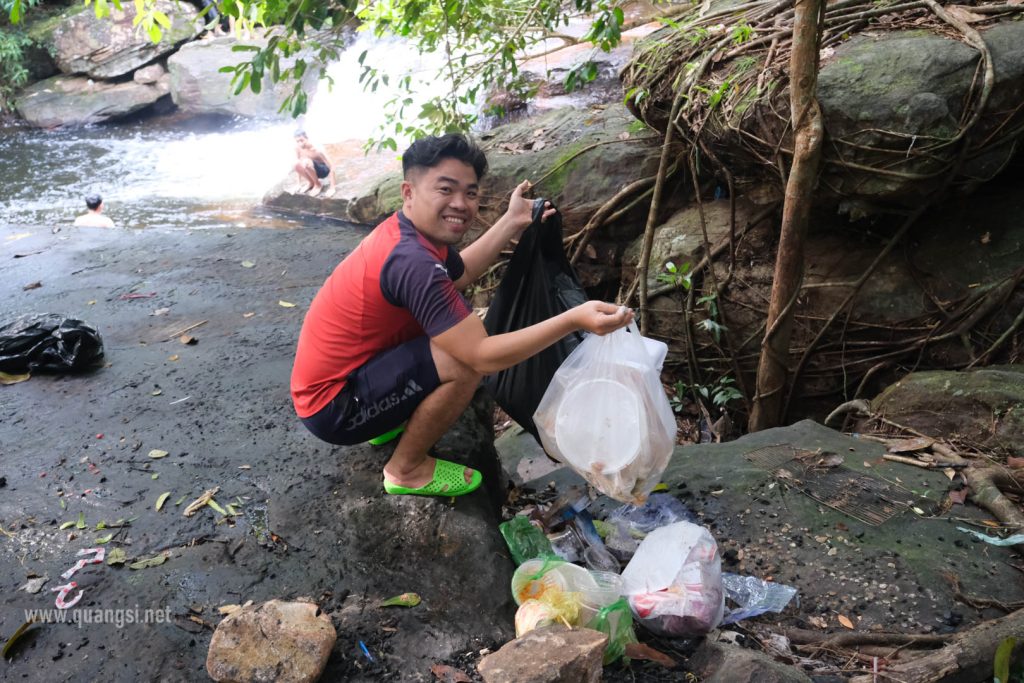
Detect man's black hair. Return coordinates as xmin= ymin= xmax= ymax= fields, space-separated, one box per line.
xmin=85 ymin=194 xmax=102 ymax=210
xmin=402 ymin=133 xmax=487 ymax=181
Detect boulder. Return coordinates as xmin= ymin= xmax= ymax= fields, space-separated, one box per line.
xmin=167 ymin=35 xmax=319 ymax=118
xmin=133 ymin=62 xmax=167 ymax=85
xmin=477 ymin=626 xmax=607 ymax=683
xmin=206 ymin=599 xmax=335 ymax=683
xmin=14 ymin=73 xmax=170 ymax=128
xmin=815 ymin=22 xmax=1024 ymax=211
xmin=261 ymin=140 xmax=400 ymax=224
xmin=293 ymin=104 xmax=665 ymax=241
xmin=870 ymin=367 xmax=1024 ymax=457
xmin=45 ymin=0 xmax=198 ymax=79
xmin=625 ymin=15 xmax=1024 ymax=209
xmin=689 ymin=640 xmax=813 ymax=683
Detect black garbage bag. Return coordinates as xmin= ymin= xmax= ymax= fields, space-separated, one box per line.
xmin=483 ymin=198 xmax=587 ymax=438
xmin=0 ymin=314 xmax=105 ymax=373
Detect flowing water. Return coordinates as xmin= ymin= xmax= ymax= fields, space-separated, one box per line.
xmin=0 ymin=32 xmax=448 ymax=232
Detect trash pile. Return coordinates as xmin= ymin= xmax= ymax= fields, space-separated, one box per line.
xmin=499 ymin=491 xmax=799 ymax=664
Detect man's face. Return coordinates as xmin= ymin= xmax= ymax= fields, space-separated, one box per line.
xmin=401 ymin=157 xmax=479 ymax=247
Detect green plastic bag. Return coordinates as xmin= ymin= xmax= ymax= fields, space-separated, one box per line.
xmin=500 ymin=515 xmax=554 ymax=565
xmin=586 ymin=598 xmax=638 ymax=664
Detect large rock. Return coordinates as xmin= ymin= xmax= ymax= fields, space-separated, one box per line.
xmin=626 ymin=17 xmax=1024 ymax=209
xmin=815 ymin=22 xmax=1024 ymax=211
xmin=283 ymin=104 xmax=666 ymax=241
xmin=477 ymin=626 xmax=607 ymax=683
xmin=206 ymin=599 xmax=336 ymax=683
xmin=262 ymin=140 xmax=400 ymax=224
xmin=45 ymin=0 xmax=199 ymax=79
xmin=167 ymin=35 xmax=319 ymax=118
xmin=689 ymin=640 xmax=813 ymax=683
xmin=14 ymin=73 xmax=170 ymax=128
xmin=870 ymin=367 xmax=1024 ymax=457
xmin=621 ymin=172 xmax=1024 ymax=405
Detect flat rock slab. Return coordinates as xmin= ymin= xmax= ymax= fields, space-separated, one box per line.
xmin=0 ymin=223 xmax=512 ymax=681
xmin=514 ymin=420 xmax=1024 ymax=637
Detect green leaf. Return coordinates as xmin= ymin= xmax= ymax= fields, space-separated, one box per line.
xmin=207 ymin=499 xmax=227 ymax=516
xmin=106 ymin=547 xmax=127 ymax=565
xmin=76 ymin=512 xmax=86 ymax=529
xmin=147 ymin=23 xmax=162 ymax=44
xmin=2 ymin=617 xmax=40 ymax=659
xmin=148 ymin=449 xmax=169 ymax=459
xmin=59 ymin=520 xmax=75 ymax=530
xmin=95 ymin=533 xmax=114 ymax=544
xmin=995 ymin=637 xmax=1016 ymax=683
xmin=380 ymin=592 xmax=421 ymax=607
xmin=155 ymin=492 xmax=171 ymax=512
xmin=9 ymin=0 xmax=23 ymax=24
xmin=95 ymin=521 xmax=106 ymax=530
xmin=152 ymin=9 xmax=171 ymax=28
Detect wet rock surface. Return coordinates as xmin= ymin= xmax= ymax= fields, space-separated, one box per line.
xmin=0 ymin=222 xmax=513 ymax=681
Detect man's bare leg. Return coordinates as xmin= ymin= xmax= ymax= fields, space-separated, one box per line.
xmin=383 ymin=341 xmax=481 ymax=488
xmin=294 ymin=161 xmax=318 ymax=192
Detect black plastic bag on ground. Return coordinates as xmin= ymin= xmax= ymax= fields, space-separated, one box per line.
xmin=0 ymin=314 xmax=105 ymax=373
xmin=483 ymin=199 xmax=587 ymax=438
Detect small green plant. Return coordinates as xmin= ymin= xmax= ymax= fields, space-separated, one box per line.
xmin=730 ymin=21 xmax=753 ymax=46
xmin=668 ymin=376 xmax=743 ymax=414
xmin=657 ymin=260 xmax=692 ymax=290
xmin=696 ymin=292 xmax=727 ymax=342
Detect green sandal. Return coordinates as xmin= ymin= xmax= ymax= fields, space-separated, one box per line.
xmin=368 ymin=424 xmax=405 ymax=446
xmin=383 ymin=458 xmax=482 ymax=497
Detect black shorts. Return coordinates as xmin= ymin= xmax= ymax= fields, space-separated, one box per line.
xmin=301 ymin=336 xmax=440 ymax=446
xmin=312 ymin=158 xmax=330 ymax=179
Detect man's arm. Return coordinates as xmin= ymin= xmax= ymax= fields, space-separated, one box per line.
xmin=433 ymin=301 xmax=633 ymax=375
xmin=453 ymin=180 xmax=553 ymax=290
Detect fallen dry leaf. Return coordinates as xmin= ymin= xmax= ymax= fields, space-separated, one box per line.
xmin=838 ymin=614 xmax=855 ymax=629
xmin=980 ymin=231 xmax=991 ymax=245
xmin=148 ymin=449 xmax=169 ymax=459
xmin=278 ymin=300 xmax=296 ymax=308
xmin=179 ymin=335 xmax=197 ymax=345
xmin=1007 ymin=456 xmax=1024 ymax=469
xmin=983 ymin=520 xmax=1001 ymax=527
xmin=242 ymin=312 xmax=255 ymax=318
xmin=885 ymin=436 xmax=934 ymax=453
xmin=946 ymin=4 xmax=986 ymax=22
xmin=241 ymin=260 xmax=255 ymax=268
xmin=430 ymin=663 xmax=471 ymax=682
xmin=808 ymin=615 xmax=828 ymax=629
xmin=624 ymin=642 xmax=677 ymax=668
xmin=948 ymin=488 xmax=968 ymax=505
xmin=22 ymin=281 xmax=41 ymax=291
xmin=0 ymin=371 xmax=31 ymax=385
xmin=168 ymin=354 xmax=179 ymax=362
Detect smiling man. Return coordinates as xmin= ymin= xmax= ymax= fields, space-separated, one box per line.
xmin=291 ymin=133 xmax=633 ymax=497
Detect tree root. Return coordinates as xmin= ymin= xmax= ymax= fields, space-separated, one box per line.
xmin=847 ymin=607 xmax=1024 ymax=683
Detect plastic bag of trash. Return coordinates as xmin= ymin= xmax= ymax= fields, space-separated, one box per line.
xmin=604 ymin=494 xmax=696 ymax=561
xmin=533 ymin=322 xmax=675 ymax=504
xmin=499 ymin=515 xmax=554 ymax=566
xmin=483 ymin=199 xmax=587 ymax=438
xmin=585 ymin=598 xmax=638 ymax=664
xmin=0 ymin=314 xmax=104 ymax=373
xmin=621 ymin=521 xmax=724 ymax=637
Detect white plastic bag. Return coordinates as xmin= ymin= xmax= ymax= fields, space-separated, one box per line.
xmin=533 ymin=322 xmax=676 ymax=504
xmin=620 ymin=521 xmax=724 ymax=637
